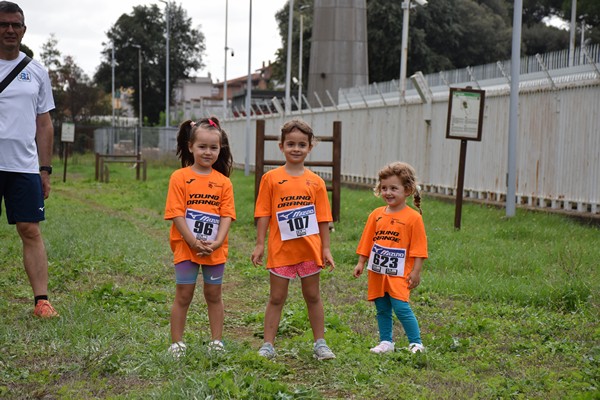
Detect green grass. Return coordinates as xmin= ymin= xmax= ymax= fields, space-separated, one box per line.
xmin=1 ymin=154 xmax=598 ymax=399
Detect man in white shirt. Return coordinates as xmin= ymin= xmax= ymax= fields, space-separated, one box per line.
xmin=0 ymin=1 xmax=58 ymax=318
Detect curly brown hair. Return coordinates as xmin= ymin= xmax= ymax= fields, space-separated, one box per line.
xmin=374 ymin=161 xmax=422 ymax=214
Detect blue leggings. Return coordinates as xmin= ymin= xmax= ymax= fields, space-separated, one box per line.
xmin=374 ymin=293 xmax=421 ymax=344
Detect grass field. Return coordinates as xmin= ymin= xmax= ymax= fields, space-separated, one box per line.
xmin=1 ymin=155 xmax=599 ymax=399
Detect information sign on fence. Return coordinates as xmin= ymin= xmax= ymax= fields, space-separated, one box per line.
xmin=61 ymin=122 xmax=75 ymax=143
xmin=446 ymin=87 xmax=485 ymax=141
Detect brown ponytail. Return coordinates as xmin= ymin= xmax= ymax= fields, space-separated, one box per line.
xmin=176 ymin=120 xmax=195 ymax=167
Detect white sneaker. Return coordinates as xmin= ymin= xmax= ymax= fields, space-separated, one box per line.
xmin=370 ymin=341 xmax=395 ymax=354
xmin=208 ymin=340 xmax=225 ymax=352
xmin=313 ymin=339 xmax=336 ymax=360
xmin=408 ymin=343 xmax=425 ymax=353
xmin=258 ymin=342 xmax=276 ymax=359
xmin=168 ymin=341 xmax=186 ymax=358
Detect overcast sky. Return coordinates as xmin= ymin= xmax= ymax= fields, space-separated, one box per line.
xmin=16 ymin=0 xmax=287 ymax=82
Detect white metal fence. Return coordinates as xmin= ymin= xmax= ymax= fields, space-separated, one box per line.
xmin=218 ymin=48 xmax=600 ymax=216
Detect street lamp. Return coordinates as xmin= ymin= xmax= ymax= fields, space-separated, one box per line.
xmin=245 ymin=0 xmax=253 ymax=175
xmin=159 ymin=0 xmax=170 ymax=127
xmin=297 ymin=5 xmax=310 ymax=109
xmin=111 ymin=43 xmax=115 ymax=127
xmin=223 ymin=0 xmax=229 ymax=118
xmin=132 ymin=44 xmax=142 ymax=128
xmin=223 ymin=0 xmax=235 ymax=119
xmin=132 ymin=44 xmax=142 ymax=157
xmin=284 ymin=0 xmax=294 ymax=114
xmin=399 ymin=0 xmax=427 ymax=104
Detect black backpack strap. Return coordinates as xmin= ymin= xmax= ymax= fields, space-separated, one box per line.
xmin=0 ymin=55 xmax=32 ymax=94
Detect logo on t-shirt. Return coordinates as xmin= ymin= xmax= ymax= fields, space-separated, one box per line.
xmin=278 ymin=180 xmax=288 ymax=184
xmin=390 ymin=218 xmax=405 ymax=226
xmin=186 ymin=178 xmax=196 ymax=184
xmin=17 ymin=71 xmax=31 ymax=82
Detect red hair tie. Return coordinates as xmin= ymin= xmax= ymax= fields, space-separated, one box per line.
xmin=208 ymin=119 xmax=218 ymax=128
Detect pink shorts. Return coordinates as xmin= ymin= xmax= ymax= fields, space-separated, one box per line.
xmin=270 ymin=260 xmax=322 ymax=280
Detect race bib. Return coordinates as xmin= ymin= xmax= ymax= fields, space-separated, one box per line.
xmin=276 ymin=205 xmax=319 ymax=241
xmin=367 ymin=244 xmax=406 ymax=277
xmin=185 ymin=209 xmax=220 ymax=242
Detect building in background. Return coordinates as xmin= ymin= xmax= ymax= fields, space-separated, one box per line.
xmin=307 ymin=0 xmax=369 ymax=106
xmin=173 ymin=61 xmax=283 ymax=120
xmin=172 ymin=74 xmax=221 ymax=122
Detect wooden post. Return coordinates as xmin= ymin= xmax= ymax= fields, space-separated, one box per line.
xmin=62 ymin=143 xmax=69 ymax=183
xmin=332 ymin=121 xmax=342 ymax=222
xmin=95 ymin=152 xmax=100 ymax=181
xmin=136 ymin=152 xmax=141 ymax=180
xmin=454 ymin=139 xmax=468 ymax=229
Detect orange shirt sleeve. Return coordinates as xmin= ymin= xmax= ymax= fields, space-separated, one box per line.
xmin=164 ymin=169 xmax=186 ymax=220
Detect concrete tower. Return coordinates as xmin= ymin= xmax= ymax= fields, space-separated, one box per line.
xmin=307 ymin=0 xmax=369 ymax=107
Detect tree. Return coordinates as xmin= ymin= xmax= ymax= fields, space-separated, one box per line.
xmin=272 ymin=0 xmax=313 ymax=90
xmin=94 ymin=3 xmax=205 ymax=126
xmin=19 ymin=43 xmax=33 ymax=57
xmin=39 ymin=35 xmax=110 ymax=124
xmin=558 ymin=0 xmax=600 ymax=46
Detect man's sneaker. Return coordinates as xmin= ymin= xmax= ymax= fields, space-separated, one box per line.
xmin=168 ymin=341 xmax=186 ymax=358
xmin=370 ymin=341 xmax=395 ymax=354
xmin=313 ymin=339 xmax=336 ymax=360
xmin=208 ymin=340 xmax=225 ymax=352
xmin=258 ymin=342 xmax=276 ymax=359
xmin=33 ymin=300 xmax=59 ymax=318
xmin=408 ymin=343 xmax=425 ymax=353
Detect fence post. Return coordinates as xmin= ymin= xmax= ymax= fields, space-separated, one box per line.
xmin=332 ymin=121 xmax=342 ymax=222
xmin=136 ymin=152 xmax=141 ymax=180
xmin=254 ymin=119 xmax=265 ymax=202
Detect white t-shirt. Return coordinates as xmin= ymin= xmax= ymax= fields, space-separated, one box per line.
xmin=0 ymin=52 xmax=55 ymax=173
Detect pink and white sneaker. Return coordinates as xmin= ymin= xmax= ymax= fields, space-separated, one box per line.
xmin=370 ymin=341 xmax=395 ymax=354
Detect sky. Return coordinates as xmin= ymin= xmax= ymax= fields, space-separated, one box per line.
xmin=16 ymin=0 xmax=288 ymax=82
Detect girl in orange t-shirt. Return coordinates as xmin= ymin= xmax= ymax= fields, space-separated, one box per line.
xmin=164 ymin=117 xmax=235 ymax=357
xmin=251 ymin=119 xmax=336 ymax=360
xmin=354 ymin=162 xmax=428 ymax=354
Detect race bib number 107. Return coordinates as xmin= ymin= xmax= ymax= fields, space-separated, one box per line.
xmin=367 ymin=244 xmax=406 ymax=277
xmin=185 ymin=209 xmax=220 ymax=242
xmin=276 ymin=205 xmax=319 ymax=241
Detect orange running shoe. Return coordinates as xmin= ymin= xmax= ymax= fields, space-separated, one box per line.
xmin=33 ymin=300 xmax=59 ymax=318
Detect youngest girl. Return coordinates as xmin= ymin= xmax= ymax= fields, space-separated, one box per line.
xmin=353 ymin=162 xmax=428 ymax=353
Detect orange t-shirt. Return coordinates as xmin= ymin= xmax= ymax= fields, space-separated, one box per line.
xmin=356 ymin=206 xmax=428 ymax=302
xmin=254 ymin=166 xmax=332 ymax=269
xmin=164 ymin=167 xmax=236 ymax=265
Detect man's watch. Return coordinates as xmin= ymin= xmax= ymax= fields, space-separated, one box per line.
xmin=39 ymin=166 xmax=53 ymax=175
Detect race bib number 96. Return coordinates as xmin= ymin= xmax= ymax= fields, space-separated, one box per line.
xmin=276 ymin=205 xmax=319 ymax=241
xmin=367 ymin=244 xmax=406 ymax=277
xmin=185 ymin=209 xmax=220 ymax=242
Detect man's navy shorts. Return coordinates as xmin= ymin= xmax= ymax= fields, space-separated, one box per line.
xmin=0 ymin=171 xmax=45 ymax=224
